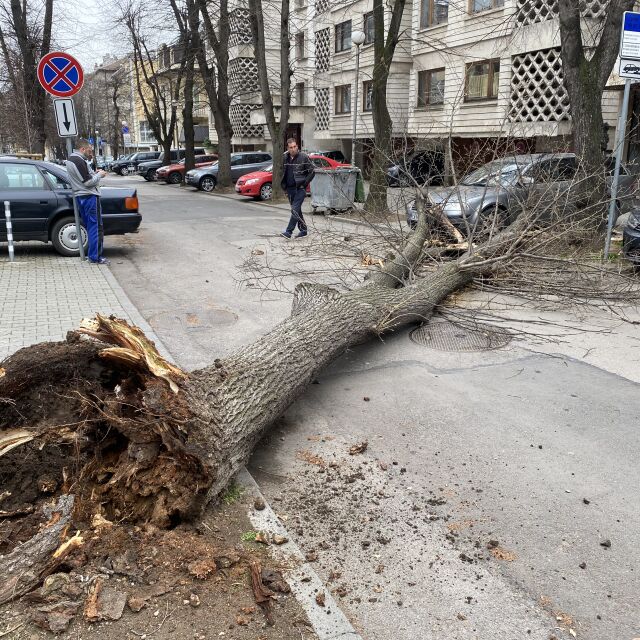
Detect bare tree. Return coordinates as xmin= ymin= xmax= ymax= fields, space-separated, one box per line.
xmin=0 ymin=0 xmax=53 ymax=153
xmin=364 ymin=0 xmax=407 ymax=213
xmin=196 ymin=0 xmax=234 ymax=189
xmin=248 ymin=0 xmax=292 ymax=200
xmin=558 ymin=0 xmax=635 ymax=214
xmin=118 ymin=0 xmax=187 ymax=167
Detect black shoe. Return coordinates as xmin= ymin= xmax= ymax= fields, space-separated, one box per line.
xmin=280 ymin=232 xmax=292 ymax=239
xmin=295 ymin=231 xmax=308 ymax=238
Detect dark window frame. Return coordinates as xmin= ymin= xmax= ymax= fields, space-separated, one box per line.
xmin=363 ymin=12 xmax=374 ymax=44
xmin=362 ymin=80 xmax=373 ymax=112
xmin=296 ymin=81 xmax=306 ymax=105
xmin=295 ymin=32 xmax=305 ymax=59
xmin=464 ymin=58 xmax=500 ymax=102
xmin=335 ymin=20 xmax=352 ymax=53
xmin=420 ymin=0 xmax=449 ymax=29
xmin=335 ymin=84 xmax=352 ymax=114
xmin=417 ymin=68 xmax=446 ymax=107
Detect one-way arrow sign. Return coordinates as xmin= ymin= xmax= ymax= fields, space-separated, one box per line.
xmin=53 ymin=98 xmax=77 ymax=137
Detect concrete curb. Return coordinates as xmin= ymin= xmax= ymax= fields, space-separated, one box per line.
xmin=104 ymin=265 xmax=361 ymax=640
xmin=238 ymin=469 xmax=363 ymax=640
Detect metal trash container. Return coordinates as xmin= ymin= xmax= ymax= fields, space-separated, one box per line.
xmin=311 ymin=167 xmax=361 ymax=214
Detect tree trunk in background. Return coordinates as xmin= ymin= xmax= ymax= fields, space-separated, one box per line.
xmin=248 ymin=0 xmax=292 ymax=202
xmin=558 ymin=0 xmax=634 ymax=219
xmin=183 ymin=54 xmax=196 ymax=172
xmin=196 ymin=0 xmax=233 ymax=190
xmin=364 ymin=0 xmax=406 ymax=214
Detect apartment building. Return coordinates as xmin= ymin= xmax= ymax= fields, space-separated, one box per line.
xmin=287 ymin=0 xmax=624 ymax=173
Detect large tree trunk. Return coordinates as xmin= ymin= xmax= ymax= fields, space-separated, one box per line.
xmin=558 ymin=0 xmax=634 ymax=223
xmin=183 ymin=56 xmax=196 ymax=172
xmin=196 ymin=0 xmax=233 ymax=190
xmin=248 ymin=0 xmax=291 ymax=202
xmin=364 ymin=0 xmax=406 ymax=214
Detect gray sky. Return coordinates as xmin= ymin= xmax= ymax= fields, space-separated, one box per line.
xmin=55 ymin=0 xmax=122 ymax=71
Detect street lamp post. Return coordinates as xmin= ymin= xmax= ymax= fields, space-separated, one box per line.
xmin=351 ymin=30 xmax=366 ymax=167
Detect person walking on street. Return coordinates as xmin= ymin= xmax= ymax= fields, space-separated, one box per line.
xmin=66 ymin=139 xmax=109 ymax=264
xmin=280 ymin=139 xmax=315 ymax=238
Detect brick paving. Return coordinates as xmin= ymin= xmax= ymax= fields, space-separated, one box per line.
xmin=0 ymin=243 xmax=168 ymax=360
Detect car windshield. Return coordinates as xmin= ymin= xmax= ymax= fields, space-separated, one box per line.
xmin=461 ymin=160 xmax=524 ymax=187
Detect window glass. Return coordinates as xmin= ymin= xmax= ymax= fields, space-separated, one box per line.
xmin=312 ymin=157 xmax=330 ymax=167
xmin=0 ymin=163 xmax=47 ymax=189
xmin=42 ymin=168 xmax=70 ymax=191
xmin=335 ymin=20 xmax=352 ymax=52
xmin=335 ymin=84 xmax=351 ymax=114
xmin=465 ymin=59 xmax=499 ymax=101
xmin=230 ymin=155 xmax=243 ymax=166
xmin=470 ymin=0 xmax=503 ymax=11
xmin=421 ymin=0 xmax=448 ymax=28
xmin=364 ymin=12 xmax=374 ymax=44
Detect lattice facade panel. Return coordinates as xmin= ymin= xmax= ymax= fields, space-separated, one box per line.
xmin=509 ymin=48 xmax=570 ymax=123
xmin=516 ymin=0 xmax=609 ymax=25
xmin=230 ymin=103 xmax=264 ymax=138
xmin=316 ymin=0 xmax=330 ymax=15
xmin=315 ymin=28 xmax=330 ymax=72
xmin=314 ymin=88 xmax=330 ymax=130
xmin=229 ymin=57 xmax=259 ymax=95
xmin=229 ymin=9 xmax=252 ymax=47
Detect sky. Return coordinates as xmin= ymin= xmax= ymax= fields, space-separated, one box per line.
xmin=55 ymin=0 xmax=127 ymax=71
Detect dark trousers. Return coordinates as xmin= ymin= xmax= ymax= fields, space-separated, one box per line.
xmin=77 ymin=195 xmax=103 ymax=262
xmin=285 ymin=186 xmax=307 ymax=234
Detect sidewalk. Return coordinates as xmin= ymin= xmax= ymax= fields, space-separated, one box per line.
xmin=0 ymin=243 xmax=166 ymax=359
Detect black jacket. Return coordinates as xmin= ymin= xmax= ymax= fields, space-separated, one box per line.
xmin=281 ymin=151 xmax=315 ymax=190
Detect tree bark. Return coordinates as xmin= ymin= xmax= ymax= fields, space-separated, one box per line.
xmin=183 ymin=50 xmax=196 ymax=172
xmin=558 ymin=0 xmax=634 ymax=219
xmin=196 ymin=0 xmax=234 ymax=189
xmin=364 ymin=0 xmax=406 ymax=214
xmin=248 ymin=0 xmax=292 ymax=202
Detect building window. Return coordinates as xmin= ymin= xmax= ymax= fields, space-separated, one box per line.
xmin=420 ymin=0 xmax=449 ymax=28
xmin=363 ymin=80 xmax=373 ymax=111
xmin=363 ymin=12 xmax=375 ymax=44
xmin=296 ymin=82 xmax=305 ymax=105
xmin=469 ymin=0 xmax=504 ymax=13
xmin=335 ymin=20 xmax=352 ymax=53
xmin=295 ymin=32 xmax=305 ymax=59
xmin=417 ymin=68 xmax=445 ymax=107
xmin=335 ymin=84 xmax=351 ymax=114
xmin=465 ymin=59 xmax=500 ymax=101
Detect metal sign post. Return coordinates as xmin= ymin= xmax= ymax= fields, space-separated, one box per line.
xmin=4 ymin=201 xmax=14 ymax=262
xmin=605 ymin=11 xmax=640 ymax=260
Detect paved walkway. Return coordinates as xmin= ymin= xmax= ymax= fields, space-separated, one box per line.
xmin=0 ymin=243 xmax=167 ymax=360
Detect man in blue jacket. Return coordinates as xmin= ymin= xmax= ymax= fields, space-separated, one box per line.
xmin=66 ymin=139 xmax=108 ymax=264
xmin=280 ymin=138 xmax=315 ymax=238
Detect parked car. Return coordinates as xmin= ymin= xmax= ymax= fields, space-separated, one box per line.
xmin=156 ymin=154 xmax=218 ymax=184
xmin=405 ymin=153 xmax=636 ymax=232
xmin=235 ymin=154 xmax=349 ymax=200
xmin=307 ymin=149 xmax=346 ymax=163
xmin=185 ymin=151 xmax=272 ymax=192
xmin=387 ymin=150 xmax=445 ymax=187
xmin=112 ymin=151 xmax=160 ymax=176
xmin=96 ymin=156 xmax=114 ymax=171
xmin=0 ymin=158 xmax=141 ymax=256
xmin=623 ymin=207 xmax=640 ymax=267
xmin=138 ymin=148 xmax=206 ymax=181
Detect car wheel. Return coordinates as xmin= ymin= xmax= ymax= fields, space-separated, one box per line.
xmin=119 ymin=167 xmax=127 ymax=176
xmin=259 ymin=182 xmax=273 ymax=201
xmin=145 ymin=169 xmax=157 ymax=181
xmin=168 ymin=171 xmax=182 ymax=184
xmin=50 ymin=217 xmax=88 ymax=257
xmin=199 ymin=176 xmax=216 ymax=192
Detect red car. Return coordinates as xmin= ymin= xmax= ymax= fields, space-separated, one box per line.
xmin=235 ymin=154 xmax=349 ymax=200
xmin=156 ymin=154 xmax=218 ymax=184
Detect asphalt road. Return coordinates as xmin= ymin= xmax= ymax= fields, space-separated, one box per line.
xmin=107 ymin=175 xmax=640 ymax=640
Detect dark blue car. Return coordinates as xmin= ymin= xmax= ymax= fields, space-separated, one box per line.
xmin=0 ymin=158 xmax=141 ymax=256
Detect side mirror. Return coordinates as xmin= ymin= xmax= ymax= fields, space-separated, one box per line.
xmin=519 ymin=175 xmax=535 ymax=187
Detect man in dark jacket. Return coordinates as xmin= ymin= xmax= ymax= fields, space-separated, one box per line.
xmin=66 ymin=139 xmax=108 ymax=264
xmin=280 ymin=138 xmax=314 ymax=238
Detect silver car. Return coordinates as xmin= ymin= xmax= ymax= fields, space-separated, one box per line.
xmin=185 ymin=151 xmax=272 ymax=192
xmin=406 ymin=153 xmax=635 ymax=232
